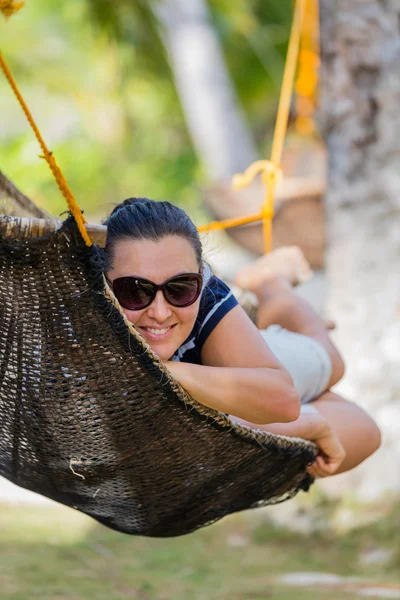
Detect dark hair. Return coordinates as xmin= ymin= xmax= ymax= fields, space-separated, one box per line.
xmin=104 ymin=197 xmax=203 ymax=269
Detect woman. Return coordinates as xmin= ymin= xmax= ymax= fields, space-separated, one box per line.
xmin=105 ymin=197 xmax=381 ymax=479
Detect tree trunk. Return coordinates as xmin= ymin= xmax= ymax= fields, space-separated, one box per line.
xmin=319 ymin=0 xmax=400 ymax=498
xmin=153 ymin=0 xmax=258 ymax=183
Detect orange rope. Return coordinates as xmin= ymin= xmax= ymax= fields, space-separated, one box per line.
xmin=270 ymin=0 xmax=305 ymax=166
xmin=295 ymin=0 xmax=320 ymax=134
xmin=197 ymin=210 xmax=269 ymax=234
xmin=1 ymin=0 xmax=310 ymax=252
xmin=0 ymin=53 xmax=92 ymax=246
xmin=199 ymin=0 xmax=306 ymax=254
xmin=0 ymin=0 xmax=24 ymax=18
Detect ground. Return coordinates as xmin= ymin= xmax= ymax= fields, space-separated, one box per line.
xmin=0 ymin=497 xmax=398 ymax=600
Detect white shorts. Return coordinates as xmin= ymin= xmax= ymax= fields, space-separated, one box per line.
xmin=260 ymin=325 xmax=332 ymax=403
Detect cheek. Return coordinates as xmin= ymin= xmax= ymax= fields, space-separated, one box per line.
xmin=176 ymin=304 xmax=199 ymax=330
xmin=122 ymin=304 xmax=199 ymax=333
xmin=122 ymin=308 xmax=144 ymax=326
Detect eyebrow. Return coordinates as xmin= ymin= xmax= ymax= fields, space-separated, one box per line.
xmin=113 ymin=270 xmax=199 ymax=283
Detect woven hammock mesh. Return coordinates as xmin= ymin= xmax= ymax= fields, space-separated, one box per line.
xmin=0 ymin=215 xmax=316 ymax=537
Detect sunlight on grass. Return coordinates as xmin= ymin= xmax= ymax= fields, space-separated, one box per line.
xmin=0 ymin=500 xmax=399 ymax=600
xmin=1 ymin=504 xmax=93 ymax=544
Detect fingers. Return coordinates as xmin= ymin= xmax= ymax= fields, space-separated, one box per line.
xmin=307 ymin=458 xmax=330 ymax=478
xmin=306 ymin=455 xmax=343 ymax=478
xmin=313 ymin=432 xmax=346 ymax=476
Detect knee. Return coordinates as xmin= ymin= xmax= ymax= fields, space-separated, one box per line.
xmin=315 ymin=392 xmax=382 ymax=469
xmin=364 ymin=418 xmax=382 ymax=458
xmin=328 ymin=349 xmax=346 ymax=387
xmin=348 ymin=407 xmax=382 ymax=467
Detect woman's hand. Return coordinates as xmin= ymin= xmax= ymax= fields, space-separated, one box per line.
xmin=307 ymin=421 xmax=346 ymax=478
xmin=231 ymin=403 xmax=346 ymax=479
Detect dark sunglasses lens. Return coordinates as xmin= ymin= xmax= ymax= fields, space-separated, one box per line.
xmin=164 ymin=276 xmax=201 ymax=307
xmin=113 ymin=278 xmax=154 ymax=310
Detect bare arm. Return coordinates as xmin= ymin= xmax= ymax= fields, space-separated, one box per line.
xmin=231 ymin=404 xmax=346 ymax=476
xmin=166 ymin=305 xmax=300 ymax=424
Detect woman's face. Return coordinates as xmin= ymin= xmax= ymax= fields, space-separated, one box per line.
xmin=106 ymin=235 xmax=201 ymax=361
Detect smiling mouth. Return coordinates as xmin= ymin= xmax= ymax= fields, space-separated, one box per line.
xmin=139 ymin=324 xmax=177 ymax=339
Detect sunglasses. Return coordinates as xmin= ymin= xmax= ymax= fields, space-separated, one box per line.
xmin=111 ymin=273 xmax=203 ymax=311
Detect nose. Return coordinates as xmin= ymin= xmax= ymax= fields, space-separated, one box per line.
xmin=147 ymin=290 xmax=173 ymax=322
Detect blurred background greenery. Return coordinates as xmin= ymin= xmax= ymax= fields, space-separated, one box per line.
xmin=0 ymin=0 xmax=293 ymax=221
xmin=1 ymin=4 xmax=400 ymax=598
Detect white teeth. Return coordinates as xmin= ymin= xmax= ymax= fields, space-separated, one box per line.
xmin=146 ymin=327 xmax=171 ymax=335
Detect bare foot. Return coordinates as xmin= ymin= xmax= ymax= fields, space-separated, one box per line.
xmin=234 ymin=246 xmax=313 ymax=292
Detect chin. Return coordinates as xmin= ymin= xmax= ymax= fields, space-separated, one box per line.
xmin=149 ymin=342 xmax=178 ymax=362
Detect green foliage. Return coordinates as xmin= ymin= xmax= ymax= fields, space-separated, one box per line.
xmin=86 ymin=0 xmax=169 ymax=77
xmin=0 ymin=0 xmax=292 ymax=219
xmin=209 ymin=0 xmax=292 ymax=112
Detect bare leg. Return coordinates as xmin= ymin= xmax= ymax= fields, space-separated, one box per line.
xmin=233 ymin=248 xmax=381 ymax=476
xmin=232 ymin=391 xmax=381 ymax=477
xmin=235 ymin=246 xmax=313 ymax=289
xmin=235 ymin=247 xmax=345 ymax=387
xmin=308 ymin=391 xmax=381 ymax=475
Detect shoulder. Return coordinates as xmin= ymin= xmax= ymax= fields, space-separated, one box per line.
xmin=196 ymin=271 xmax=238 ymax=344
xmin=173 ymin=268 xmax=238 ymax=363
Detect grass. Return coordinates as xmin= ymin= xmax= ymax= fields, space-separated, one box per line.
xmin=0 ymin=498 xmax=399 ymax=600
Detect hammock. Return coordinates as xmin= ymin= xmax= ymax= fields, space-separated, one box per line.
xmin=0 ymin=0 xmax=318 ymax=537
xmin=0 ymin=169 xmax=49 ymax=218
xmin=0 ymin=210 xmax=316 ymax=537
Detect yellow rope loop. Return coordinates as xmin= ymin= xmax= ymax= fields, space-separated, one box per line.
xmin=0 ymin=0 xmax=24 ymax=18
xmin=232 ymin=159 xmax=282 ymax=231
xmin=232 ymin=160 xmax=282 ymax=253
xmin=229 ymin=0 xmax=305 ymax=253
xmin=0 ymin=52 xmax=92 ymax=246
xmin=232 ymin=160 xmax=282 ymax=191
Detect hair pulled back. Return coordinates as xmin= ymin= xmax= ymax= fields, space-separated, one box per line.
xmin=104 ymin=197 xmax=203 ymax=268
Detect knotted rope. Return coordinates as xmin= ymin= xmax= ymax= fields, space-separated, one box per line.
xmin=199 ymin=0 xmax=306 ymax=253
xmin=1 ymin=0 xmax=310 ymax=252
